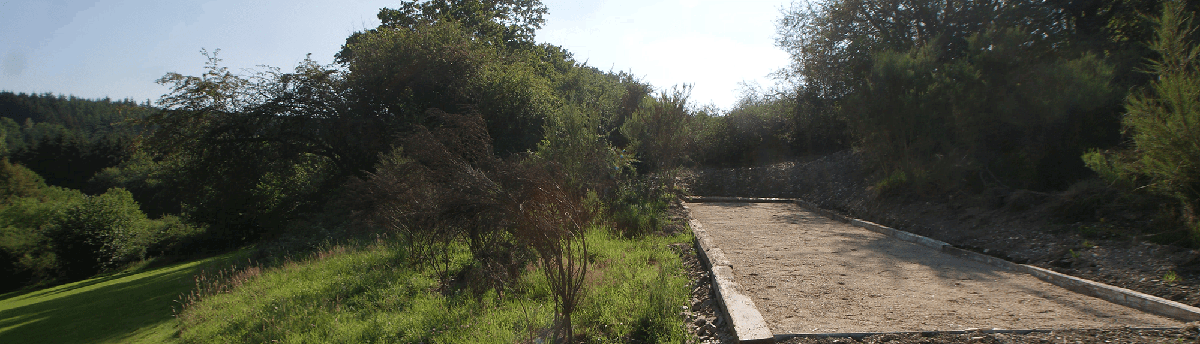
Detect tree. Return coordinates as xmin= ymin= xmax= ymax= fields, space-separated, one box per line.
xmin=144 ymin=51 xmax=344 ymax=241
xmin=1087 ymin=0 xmax=1200 ymax=224
xmin=375 ymin=0 xmax=547 ymax=49
xmin=775 ymin=0 xmax=1125 ymax=192
xmin=47 ymin=188 xmax=148 ymax=279
xmin=620 ymin=85 xmax=694 ymax=174
xmin=0 ymin=158 xmax=45 ymax=202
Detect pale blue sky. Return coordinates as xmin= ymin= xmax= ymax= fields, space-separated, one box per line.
xmin=0 ymin=0 xmax=791 ymax=110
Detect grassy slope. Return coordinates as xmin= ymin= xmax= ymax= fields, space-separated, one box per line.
xmin=0 ymin=254 xmax=243 ymax=344
xmin=178 ymin=229 xmax=692 ymax=344
xmin=0 ymin=229 xmax=691 ymax=344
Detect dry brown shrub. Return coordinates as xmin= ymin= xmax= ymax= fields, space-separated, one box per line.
xmin=503 ymin=162 xmax=596 ymax=342
xmin=346 ymin=109 xmax=599 ymax=342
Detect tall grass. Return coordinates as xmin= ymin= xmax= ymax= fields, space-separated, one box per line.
xmin=176 ymin=228 xmax=691 ymax=343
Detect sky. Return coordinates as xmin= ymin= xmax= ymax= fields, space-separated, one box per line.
xmin=0 ymin=0 xmax=793 ymax=110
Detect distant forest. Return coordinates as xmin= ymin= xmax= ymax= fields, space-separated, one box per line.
xmin=0 ymin=92 xmax=149 ymax=191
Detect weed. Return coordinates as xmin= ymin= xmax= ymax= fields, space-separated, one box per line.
xmin=173 ymin=260 xmax=262 ymax=322
xmin=873 ymin=170 xmax=908 ymax=195
xmin=1069 ymin=249 xmax=1081 ymax=259
xmin=1078 ymin=225 xmax=1100 ymax=238
xmin=1164 ymin=270 xmax=1180 ymax=283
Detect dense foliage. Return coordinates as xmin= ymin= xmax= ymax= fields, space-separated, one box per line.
xmin=0 ymin=157 xmax=204 ymax=290
xmin=94 ymin=1 xmax=692 ymax=341
xmin=0 ymin=93 xmax=193 ymax=291
xmin=766 ymin=0 xmax=1200 ymax=238
xmin=1085 ymin=1 xmax=1200 ymax=237
xmin=0 ymin=92 xmax=147 ymax=191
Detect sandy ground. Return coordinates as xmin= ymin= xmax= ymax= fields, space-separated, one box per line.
xmin=685 ymin=202 xmax=1183 ymax=335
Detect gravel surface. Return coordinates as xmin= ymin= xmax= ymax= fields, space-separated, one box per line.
xmin=681 ymin=151 xmax=1200 ymax=309
xmin=686 ymin=202 xmax=1182 ymax=334
xmin=777 ymin=327 xmax=1200 ymax=343
xmin=678 ymin=151 xmax=1200 ymax=342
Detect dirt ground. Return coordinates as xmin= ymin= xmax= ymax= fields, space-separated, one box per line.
xmin=686 ymin=201 xmax=1181 ymax=334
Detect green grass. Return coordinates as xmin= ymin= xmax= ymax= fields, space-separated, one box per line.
xmin=0 ymin=253 xmax=245 ymax=344
xmin=0 ymin=224 xmax=692 ymax=344
xmin=177 ymin=229 xmax=692 ymax=343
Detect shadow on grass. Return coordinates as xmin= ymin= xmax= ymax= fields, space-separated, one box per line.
xmin=1 ymin=272 xmax=135 ymax=303
xmin=0 ymin=254 xmax=238 ymax=344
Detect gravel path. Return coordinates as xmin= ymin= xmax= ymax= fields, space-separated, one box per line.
xmin=686 ymin=202 xmax=1183 ymax=335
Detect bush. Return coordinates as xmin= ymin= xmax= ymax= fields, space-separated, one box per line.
xmin=847 ymin=28 xmax=1116 ymax=194
xmin=0 ymin=185 xmax=84 ymax=290
xmin=143 ymin=215 xmax=208 ymax=257
xmin=620 ymin=85 xmax=693 ymax=174
xmin=47 ymin=187 xmax=150 ymax=279
xmin=1086 ymin=1 xmax=1200 ymax=226
xmin=609 ymin=176 xmax=673 ymax=237
xmin=691 ymin=99 xmax=793 ymax=167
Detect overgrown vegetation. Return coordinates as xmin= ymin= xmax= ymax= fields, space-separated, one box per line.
xmin=0 ymin=157 xmax=206 ymax=291
xmin=763 ymin=0 xmax=1200 ymax=244
xmin=175 ymin=229 xmax=689 ymax=343
xmin=9 ymin=0 xmax=700 ymax=342
xmin=1084 ymin=0 xmax=1200 ymax=241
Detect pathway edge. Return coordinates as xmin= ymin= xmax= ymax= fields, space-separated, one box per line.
xmin=682 ymin=202 xmax=775 ymax=344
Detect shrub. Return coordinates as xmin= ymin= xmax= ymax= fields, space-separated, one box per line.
xmin=47 ymin=187 xmax=150 ymax=278
xmin=506 ymin=162 xmax=597 ymax=342
xmin=620 ymin=85 xmax=693 ymax=174
xmin=143 ymin=215 xmax=208 ymax=257
xmin=849 ymin=28 xmax=1116 ymax=194
xmin=609 ymin=176 xmax=673 ymax=237
xmin=1086 ymin=1 xmax=1200 ymax=225
xmin=690 ymin=88 xmax=803 ymax=167
xmin=0 ymin=185 xmax=84 ymax=290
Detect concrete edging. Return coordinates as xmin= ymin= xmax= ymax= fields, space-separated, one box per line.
xmin=688 ymin=196 xmax=1200 ymax=323
xmin=682 ymin=202 xmax=775 ymax=344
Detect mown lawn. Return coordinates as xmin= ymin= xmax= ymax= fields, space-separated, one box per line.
xmin=0 ymin=254 xmax=243 ymax=344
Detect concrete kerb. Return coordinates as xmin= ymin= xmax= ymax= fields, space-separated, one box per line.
xmin=682 ymin=202 xmax=776 ymax=344
xmin=684 ymin=195 xmax=1200 ymax=329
